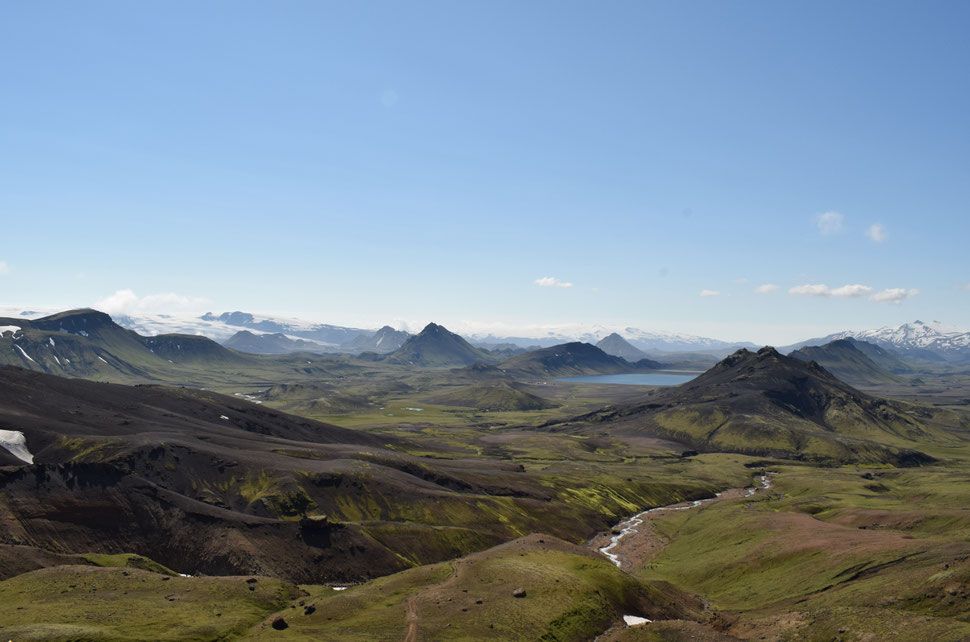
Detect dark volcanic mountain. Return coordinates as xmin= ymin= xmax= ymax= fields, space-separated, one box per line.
xmin=0 ymin=366 xmax=399 ymax=582
xmin=343 ymin=325 xmax=410 ymax=354
xmin=789 ymin=339 xmax=905 ymax=386
xmin=596 ymin=332 xmax=649 ymax=362
xmin=499 ymin=342 xmax=655 ymax=377
xmin=567 ymin=347 xmax=962 ymax=465
xmin=0 ymin=366 xmax=634 ymax=583
xmin=223 ymin=330 xmax=330 ymax=355
xmin=384 ymin=323 xmax=496 ymax=367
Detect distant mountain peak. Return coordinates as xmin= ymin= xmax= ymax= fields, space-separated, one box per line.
xmin=344 ymin=325 xmax=410 ymax=355
xmin=28 ymin=309 xmax=130 ymax=338
xmin=595 ymin=333 xmax=650 ymax=362
xmin=716 ymin=345 xmax=778 ymax=366
xmin=385 ymin=322 xmax=495 ymax=367
xmin=498 ymin=341 xmax=647 ymax=377
xmin=44 ymin=308 xmax=115 ymax=325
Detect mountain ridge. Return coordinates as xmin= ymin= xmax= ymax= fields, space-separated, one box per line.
xmin=343 ymin=325 xmax=410 ymax=354
xmin=787 ymin=320 xmax=970 ymax=363
xmin=563 ymin=346 xmax=961 ymax=465
xmin=0 ymin=309 xmax=254 ymax=382
xmin=788 ymin=339 xmax=905 ymax=386
xmin=499 ymin=342 xmax=660 ymax=377
xmin=222 ymin=330 xmax=334 ymax=355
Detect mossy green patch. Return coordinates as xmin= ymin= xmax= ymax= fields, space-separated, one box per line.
xmin=0 ymin=566 xmax=300 ymax=641
xmin=81 ymin=553 xmax=176 ymax=576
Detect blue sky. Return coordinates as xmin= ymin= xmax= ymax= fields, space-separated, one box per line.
xmin=1 ymin=1 xmax=968 ymax=344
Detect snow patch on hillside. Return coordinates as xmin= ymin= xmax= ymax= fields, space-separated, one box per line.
xmin=0 ymin=430 xmax=34 ymax=464
xmin=13 ymin=345 xmax=35 ymax=362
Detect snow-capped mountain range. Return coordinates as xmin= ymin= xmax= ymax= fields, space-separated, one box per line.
xmin=788 ymin=321 xmax=970 ymax=362
xmin=3 ymin=306 xmax=967 ymax=361
xmin=0 ymin=308 xmax=368 ymax=349
xmin=0 ymin=308 xmax=759 ymax=353
xmin=116 ymin=313 xmax=280 ymax=343
xmin=196 ymin=311 xmax=371 ymax=345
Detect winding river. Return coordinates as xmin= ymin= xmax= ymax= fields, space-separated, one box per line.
xmin=591 ymin=473 xmax=775 ymax=633
xmin=598 ymin=474 xmax=774 ymax=570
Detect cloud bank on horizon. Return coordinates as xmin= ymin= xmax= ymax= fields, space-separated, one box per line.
xmin=93 ymin=290 xmax=211 ymax=317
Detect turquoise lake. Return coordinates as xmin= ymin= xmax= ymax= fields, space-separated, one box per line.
xmin=555 ymin=372 xmax=699 ymax=386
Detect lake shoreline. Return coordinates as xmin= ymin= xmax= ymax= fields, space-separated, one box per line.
xmin=555 ymin=371 xmax=701 ymax=386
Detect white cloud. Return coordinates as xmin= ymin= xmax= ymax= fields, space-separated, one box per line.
xmin=0 ymin=261 xmax=8 ymax=276
xmin=534 ymin=277 xmax=573 ymax=288
xmin=816 ymin=211 xmax=844 ymax=235
xmin=789 ymin=283 xmax=873 ymax=298
xmin=93 ymin=289 xmax=211 ymax=316
xmin=754 ymin=284 xmax=779 ymax=294
xmin=865 ymin=223 xmax=888 ymax=243
xmin=790 ymin=283 xmax=917 ymax=304
xmin=961 ymin=283 xmax=970 ymax=292
xmin=789 ymin=284 xmax=832 ymax=296
xmin=733 ymin=277 xmax=749 ymax=284
xmin=869 ymin=288 xmax=919 ymax=304
xmin=830 ymin=284 xmax=873 ymax=298
xmin=699 ymin=289 xmax=720 ymax=297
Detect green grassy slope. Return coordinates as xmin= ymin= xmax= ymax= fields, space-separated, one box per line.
xmin=422 ymin=380 xmax=556 ymax=411
xmin=638 ymin=459 xmax=970 ymax=639
xmin=245 ymin=534 xmax=706 ymax=641
xmin=0 ymin=566 xmax=300 ymax=641
xmin=0 ymin=366 xmax=736 ymax=585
